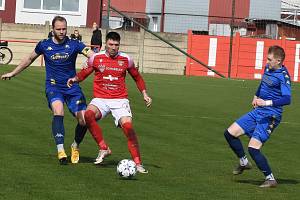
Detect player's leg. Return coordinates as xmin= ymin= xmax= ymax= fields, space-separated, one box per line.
xmin=248 ymin=115 xmax=280 ymax=188
xmin=224 ymin=111 xmax=257 ymax=174
xmin=50 ymin=100 xmax=68 ymax=165
xmin=65 ymin=91 xmax=88 ymax=164
xmin=84 ymin=100 xmax=111 ymax=164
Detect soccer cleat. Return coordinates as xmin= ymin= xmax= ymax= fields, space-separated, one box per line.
xmin=259 ymin=179 xmax=278 ymax=188
xmin=94 ymin=148 xmax=112 ymax=164
xmin=232 ymin=162 xmax=252 ymax=175
xmin=58 ymin=150 xmax=68 ymax=165
xmin=136 ymin=164 xmax=149 ymax=174
xmin=71 ymin=146 xmax=80 ymax=164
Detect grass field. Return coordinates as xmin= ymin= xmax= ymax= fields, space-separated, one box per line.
xmin=0 ymin=65 xmax=299 ymax=200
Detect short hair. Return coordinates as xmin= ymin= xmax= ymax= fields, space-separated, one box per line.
xmin=52 ymin=16 xmax=67 ymax=28
xmin=106 ymin=32 xmax=121 ymax=42
xmin=268 ymin=45 xmax=285 ymax=62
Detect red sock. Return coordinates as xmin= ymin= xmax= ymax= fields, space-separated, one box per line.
xmin=121 ymin=122 xmax=141 ymax=165
xmin=84 ymin=110 xmax=108 ymax=150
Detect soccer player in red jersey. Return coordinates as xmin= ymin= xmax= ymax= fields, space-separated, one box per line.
xmin=67 ymin=32 xmax=152 ymax=173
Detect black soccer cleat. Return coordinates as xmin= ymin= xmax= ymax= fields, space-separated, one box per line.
xmin=59 ymin=157 xmax=68 ymax=165
xmin=232 ymin=162 xmax=252 ymax=175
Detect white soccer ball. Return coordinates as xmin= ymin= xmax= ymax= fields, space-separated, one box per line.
xmin=117 ymin=159 xmax=137 ymax=178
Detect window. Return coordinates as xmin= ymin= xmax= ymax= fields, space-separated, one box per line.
xmin=43 ymin=0 xmax=60 ymax=11
xmin=62 ymin=0 xmax=79 ymax=12
xmin=23 ymin=0 xmax=79 ymax=12
xmin=153 ymin=17 xmax=158 ymax=32
xmin=0 ymin=0 xmax=5 ymax=10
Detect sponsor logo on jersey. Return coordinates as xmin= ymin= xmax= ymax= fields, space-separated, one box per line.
xmin=106 ymin=67 xmax=123 ymax=71
xmin=98 ymin=65 xmax=106 ymax=72
xmin=118 ymin=60 xmax=124 ymax=66
xmin=51 ymin=53 xmax=69 ymax=61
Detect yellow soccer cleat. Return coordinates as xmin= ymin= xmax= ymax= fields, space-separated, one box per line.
xmin=71 ymin=146 xmax=80 ymax=164
xmin=58 ymin=150 xmax=68 ymax=165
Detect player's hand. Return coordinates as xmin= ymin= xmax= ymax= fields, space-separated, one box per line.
xmin=255 ymin=98 xmax=266 ymax=106
xmin=252 ymin=96 xmax=258 ymax=108
xmin=1 ymin=72 xmax=15 ymax=80
xmin=67 ymin=77 xmax=78 ymax=88
xmin=142 ymin=91 xmax=152 ymax=108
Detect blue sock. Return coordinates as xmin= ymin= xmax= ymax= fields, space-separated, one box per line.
xmin=224 ymin=130 xmax=245 ymax=158
xmin=74 ymin=123 xmax=87 ymax=145
xmin=248 ymin=147 xmax=272 ymax=176
xmin=52 ymin=115 xmax=65 ymax=146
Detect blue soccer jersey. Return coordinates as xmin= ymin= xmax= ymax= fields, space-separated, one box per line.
xmin=255 ymin=65 xmax=291 ymax=115
xmin=35 ymin=37 xmax=87 ymax=91
xmin=235 ymin=65 xmax=291 ymax=143
xmin=35 ymin=37 xmax=88 ymax=114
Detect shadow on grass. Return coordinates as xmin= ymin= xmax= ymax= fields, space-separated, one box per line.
xmin=236 ymin=178 xmax=299 ymax=186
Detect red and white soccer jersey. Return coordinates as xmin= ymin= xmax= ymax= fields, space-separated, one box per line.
xmin=76 ymin=51 xmax=146 ymax=99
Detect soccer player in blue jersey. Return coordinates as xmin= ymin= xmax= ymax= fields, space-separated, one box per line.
xmin=1 ymin=16 xmax=94 ymax=165
xmin=224 ymin=45 xmax=291 ymax=188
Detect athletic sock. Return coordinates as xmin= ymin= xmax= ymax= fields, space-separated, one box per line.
xmin=121 ymin=122 xmax=141 ymax=165
xmin=57 ymin=144 xmax=64 ymax=152
xmin=224 ymin=130 xmax=246 ymax=159
xmin=239 ymin=155 xmax=249 ymax=166
xmin=74 ymin=123 xmax=87 ymax=146
xmin=52 ymin=115 xmax=65 ymax=151
xmin=266 ymin=173 xmax=275 ymax=181
xmin=248 ymin=147 xmax=272 ymax=177
xmin=84 ymin=110 xmax=108 ymax=150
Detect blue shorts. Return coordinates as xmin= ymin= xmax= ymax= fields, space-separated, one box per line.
xmin=46 ymin=87 xmax=87 ymax=115
xmin=236 ymin=109 xmax=281 ymax=143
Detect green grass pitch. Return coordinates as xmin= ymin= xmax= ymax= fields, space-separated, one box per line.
xmin=0 ymin=65 xmax=299 ymax=200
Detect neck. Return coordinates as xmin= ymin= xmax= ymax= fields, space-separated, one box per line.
xmin=52 ymin=37 xmax=65 ymax=44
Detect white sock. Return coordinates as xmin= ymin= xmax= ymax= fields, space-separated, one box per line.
xmin=266 ymin=173 xmax=275 ymax=181
xmin=57 ymin=144 xmax=64 ymax=152
xmin=71 ymin=141 xmax=79 ymax=148
xmin=239 ymin=156 xmax=249 ymax=166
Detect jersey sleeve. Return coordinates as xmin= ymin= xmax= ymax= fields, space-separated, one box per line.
xmin=34 ymin=40 xmax=44 ymax=55
xmin=75 ymin=40 xmax=87 ymax=54
xmin=280 ymin=72 xmax=291 ymax=96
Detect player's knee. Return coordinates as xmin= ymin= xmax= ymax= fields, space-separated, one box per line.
xmin=248 ymin=147 xmax=259 ymax=158
xmin=78 ymin=118 xmax=86 ymax=126
xmin=84 ymin=110 xmax=96 ymax=124
xmin=224 ymin=129 xmax=237 ymax=140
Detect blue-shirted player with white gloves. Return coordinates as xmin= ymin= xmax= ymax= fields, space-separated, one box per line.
xmin=1 ymin=16 xmax=94 ymax=165
xmin=224 ymin=45 xmax=291 ymax=188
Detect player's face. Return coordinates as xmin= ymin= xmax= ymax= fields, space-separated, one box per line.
xmin=53 ymin=20 xmax=67 ymax=42
xmin=106 ymin=39 xmax=120 ymax=57
xmin=266 ymin=54 xmax=281 ymax=69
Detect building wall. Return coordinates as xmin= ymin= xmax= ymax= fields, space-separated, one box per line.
xmin=146 ymin=0 xmax=162 ymax=32
xmin=14 ymin=0 xmax=88 ymax=27
xmin=0 ymin=0 xmax=16 ymax=23
xmin=164 ymin=0 xmax=209 ymax=33
xmin=208 ymin=0 xmax=250 ymax=24
xmin=249 ymin=0 xmax=281 ymax=20
xmin=86 ymin=0 xmax=101 ymax=28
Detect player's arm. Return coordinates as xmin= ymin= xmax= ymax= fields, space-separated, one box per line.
xmin=67 ymin=65 xmax=94 ymax=87
xmin=128 ymin=66 xmax=152 ymax=107
xmin=1 ymin=50 xmax=39 ymax=80
xmin=252 ymin=83 xmax=262 ymax=107
xmin=255 ymin=77 xmax=291 ymax=107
